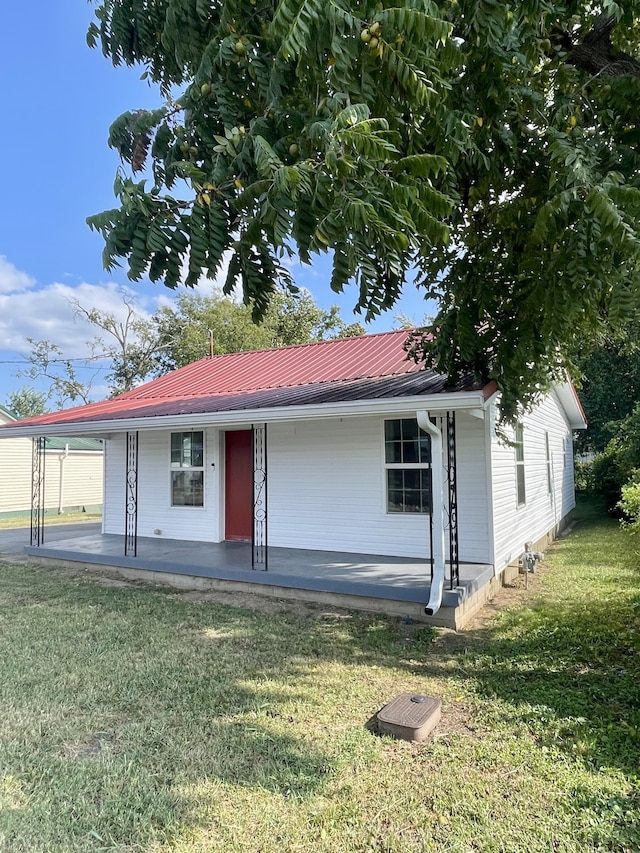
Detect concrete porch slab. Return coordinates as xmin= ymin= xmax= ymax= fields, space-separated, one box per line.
xmin=2 ymin=525 xmax=496 ymax=628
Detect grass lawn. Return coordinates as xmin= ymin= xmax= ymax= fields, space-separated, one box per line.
xmin=0 ymin=511 xmax=102 ymax=530
xmin=0 ymin=498 xmax=638 ymax=852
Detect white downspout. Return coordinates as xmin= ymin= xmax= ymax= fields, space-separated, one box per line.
xmin=58 ymin=443 xmax=69 ymax=514
xmin=417 ymin=411 xmax=446 ymax=616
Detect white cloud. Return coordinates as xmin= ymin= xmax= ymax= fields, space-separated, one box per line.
xmin=0 ymin=280 xmax=160 ymax=357
xmin=0 ymin=253 xmax=239 ymax=364
xmin=0 ymin=255 xmax=35 ymax=294
xmin=0 ymin=283 xmax=120 ymax=358
xmin=176 ymin=250 xmax=234 ymax=299
xmin=0 ymin=268 xmax=177 ymax=405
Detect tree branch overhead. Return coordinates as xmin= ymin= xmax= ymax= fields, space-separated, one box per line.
xmin=87 ymin=0 xmax=640 ymax=420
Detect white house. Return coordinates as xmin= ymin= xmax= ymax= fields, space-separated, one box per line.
xmin=0 ymin=331 xmax=586 ymax=626
xmin=0 ymin=405 xmax=103 ymax=520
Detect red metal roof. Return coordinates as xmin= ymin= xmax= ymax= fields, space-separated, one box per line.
xmin=20 ymin=373 xmax=482 ymax=427
xmin=7 ymin=330 xmax=428 ymax=428
xmin=119 ymin=328 xmax=420 ymax=399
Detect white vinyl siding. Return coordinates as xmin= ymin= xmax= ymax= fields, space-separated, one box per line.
xmin=100 ymin=399 xmax=577 ymax=569
xmin=49 ymin=452 xmax=103 ymax=510
xmin=490 ymin=391 xmax=575 ymax=573
xmin=264 ymin=414 xmax=490 ymax=561
xmin=0 ymin=432 xmax=33 ymax=514
xmin=104 ymin=429 xmax=221 ymax=541
xmin=454 ymin=413 xmax=491 ymax=564
xmin=269 ymin=413 xmax=489 ymax=562
xmin=0 ymin=423 xmax=103 ymax=515
xmin=103 ymin=414 xmax=492 ymax=562
xmin=267 ymin=417 xmax=430 ymax=557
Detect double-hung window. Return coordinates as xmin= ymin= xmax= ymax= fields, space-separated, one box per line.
xmin=514 ymin=424 xmax=526 ymax=506
xmin=170 ymin=431 xmax=204 ymax=506
xmin=384 ymin=418 xmax=432 ymax=514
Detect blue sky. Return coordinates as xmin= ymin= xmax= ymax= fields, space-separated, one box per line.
xmin=0 ymin=1 xmax=430 ymax=409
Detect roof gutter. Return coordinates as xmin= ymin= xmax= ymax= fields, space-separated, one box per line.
xmin=0 ymin=390 xmax=491 ymax=439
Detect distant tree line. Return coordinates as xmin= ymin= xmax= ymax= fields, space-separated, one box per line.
xmin=6 ymin=289 xmax=364 ymax=416
xmin=7 ymin=288 xmax=640 ymax=532
xmin=571 ymin=316 xmax=640 ymax=531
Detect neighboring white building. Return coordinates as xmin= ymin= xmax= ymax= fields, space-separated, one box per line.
xmin=0 ymin=331 xmax=585 ymax=620
xmin=0 ymin=405 xmax=103 ymax=519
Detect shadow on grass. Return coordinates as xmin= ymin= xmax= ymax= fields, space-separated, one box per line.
xmin=1 ymin=494 xmax=638 ymax=851
xmin=0 ymin=558 xmax=426 ymax=851
xmin=567 ymin=786 xmax=640 ymax=851
xmin=416 ymin=501 xmax=640 ymax=783
xmin=455 ymin=598 xmax=640 ymax=772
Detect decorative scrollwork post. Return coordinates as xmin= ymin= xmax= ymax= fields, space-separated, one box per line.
xmin=31 ymin=436 xmax=46 ymax=547
xmin=446 ymin=412 xmax=459 ymax=589
xmin=125 ymin=431 xmax=138 ymax=557
xmin=252 ymin=423 xmax=268 ymax=570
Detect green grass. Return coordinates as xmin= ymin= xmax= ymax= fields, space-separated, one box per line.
xmin=0 ymin=511 xmax=102 ymax=530
xmin=0 ymin=497 xmax=638 ymax=852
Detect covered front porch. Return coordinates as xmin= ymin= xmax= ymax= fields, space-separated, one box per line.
xmin=22 ymin=529 xmax=495 ymax=629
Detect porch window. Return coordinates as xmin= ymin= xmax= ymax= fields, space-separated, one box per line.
xmin=515 ymin=424 xmax=526 ymax=506
xmin=384 ymin=418 xmax=432 ymax=513
xmin=170 ymin=431 xmax=204 ymax=507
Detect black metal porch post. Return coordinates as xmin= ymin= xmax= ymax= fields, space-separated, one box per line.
xmin=251 ymin=423 xmax=268 ymax=570
xmin=125 ymin=431 xmax=139 ymax=557
xmin=428 ymin=417 xmax=435 ymax=580
xmin=30 ymin=436 xmax=46 ymax=547
xmin=446 ymin=411 xmax=460 ymax=589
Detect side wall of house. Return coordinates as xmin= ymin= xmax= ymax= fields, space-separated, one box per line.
xmin=47 ymin=452 xmax=104 ymax=511
xmin=0 ymin=435 xmax=33 ymax=515
xmin=489 ymin=391 xmax=576 ymax=573
xmin=0 ymin=436 xmax=103 ymax=517
xmin=103 ymin=413 xmax=492 ymax=561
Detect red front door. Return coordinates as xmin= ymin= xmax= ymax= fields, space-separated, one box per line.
xmin=225 ymin=430 xmax=253 ymax=540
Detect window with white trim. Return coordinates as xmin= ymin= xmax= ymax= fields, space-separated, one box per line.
xmin=514 ymin=424 xmax=526 ymax=506
xmin=384 ymin=418 xmax=432 ymax=513
xmin=170 ymin=431 xmax=204 ymax=506
xmin=545 ymin=432 xmax=552 ymax=494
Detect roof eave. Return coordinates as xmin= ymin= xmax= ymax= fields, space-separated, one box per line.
xmin=553 ymin=381 xmax=588 ymax=430
xmin=0 ymin=390 xmax=489 ymax=439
